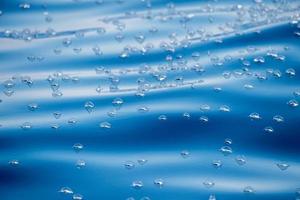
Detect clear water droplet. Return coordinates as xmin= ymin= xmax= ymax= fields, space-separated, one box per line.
xmin=100 ymin=121 xmax=111 ymax=129
xmin=84 ymin=101 xmax=95 ymax=113
xmin=180 ymin=150 xmax=190 ymax=158
xmin=131 ymin=180 xmax=143 ymax=189
xmin=73 ymin=193 xmax=83 ymax=200
xmin=75 ymin=159 xmax=86 ymax=169
xmin=243 ymin=186 xmax=254 ymax=194
xmin=59 ymin=187 xmax=73 ymax=195
xmin=212 ymin=160 xmax=222 ymax=169
xmin=220 ymin=146 xmax=232 ymax=156
xmin=249 ymin=112 xmax=261 ymax=120
xmin=21 ymin=122 xmax=32 ymax=130
xmin=124 ymin=161 xmax=135 ymax=170
xmin=287 ymin=99 xmax=299 ymax=107
xmin=273 ymin=115 xmax=284 ymax=123
xmin=264 ymin=126 xmax=274 ymax=133
xmin=153 ymin=178 xmax=164 ymax=188
xmin=235 ymin=155 xmax=246 ymax=166
xmin=203 ymin=180 xmax=215 ymax=189
xmin=276 ymin=162 xmax=290 ymax=171
xmin=73 ymin=143 xmax=84 ymax=152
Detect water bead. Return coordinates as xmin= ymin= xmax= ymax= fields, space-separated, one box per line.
xmin=212 ymin=160 xmax=222 ymax=169
xmin=126 ymin=197 xmax=135 ymax=200
xmin=27 ymin=103 xmax=39 ymax=111
xmin=276 ymin=162 xmax=290 ymax=171
xmin=208 ymin=194 xmax=216 ymax=200
xmin=59 ymin=187 xmax=73 ymax=195
xmin=75 ymin=159 xmax=86 ymax=169
xmin=287 ymin=99 xmax=299 ymax=107
xmin=219 ymin=105 xmax=230 ymax=112
xmin=235 ymin=155 xmax=246 ymax=166
xmin=180 ymin=150 xmax=190 ymax=158
xmin=3 ymin=79 xmax=15 ymax=88
xmin=3 ymin=89 xmax=14 ymax=97
xmin=124 ymin=161 xmax=135 ymax=170
xmin=67 ymin=118 xmax=77 ymax=126
xmin=53 ymin=112 xmax=62 ymax=119
xmin=51 ymin=124 xmax=60 ymax=130
xmin=153 ymin=178 xmax=164 ymax=188
xmin=203 ymin=180 xmax=215 ymax=189
xmin=131 ymin=180 xmax=143 ymax=189
xmin=9 ymin=160 xmax=20 ymax=166
xmin=158 ymin=115 xmax=167 ymax=121
xmin=286 ymin=68 xmax=296 ymax=77
xmin=220 ymin=146 xmax=233 ymax=156
xmin=200 ymin=104 xmax=211 ymax=112
xmin=199 ymin=116 xmax=209 ymax=123
xmin=224 ymin=138 xmax=232 ymax=145
xmin=73 ymin=193 xmax=83 ymax=200
xmin=112 ymin=97 xmax=124 ymax=108
xmin=249 ymin=112 xmax=261 ymax=120
xmin=21 ymin=122 xmax=32 ymax=130
xmin=243 ymin=186 xmax=254 ymax=194
xmin=140 ymin=197 xmax=151 ymax=200
xmin=137 ymin=106 xmax=149 ymax=113
xmin=273 ymin=115 xmax=284 ymax=123
xmin=73 ymin=143 xmax=84 ymax=152
xmin=137 ymin=159 xmax=148 ymax=165
xmin=19 ymin=3 xmax=31 ymax=9
xmin=100 ymin=121 xmax=111 ymax=129
xmin=84 ymin=101 xmax=95 ymax=113
xmin=62 ymin=38 xmax=72 ymax=47
xmin=264 ymin=126 xmax=274 ymax=133
xmin=135 ymin=33 xmax=145 ymax=44
xmin=183 ymin=112 xmax=191 ymax=119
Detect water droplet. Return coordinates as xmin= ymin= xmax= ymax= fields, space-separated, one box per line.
xmin=224 ymin=138 xmax=232 ymax=145
xmin=137 ymin=106 xmax=149 ymax=113
xmin=153 ymin=178 xmax=164 ymax=188
xmin=84 ymin=101 xmax=95 ymax=113
xmin=219 ymin=105 xmax=230 ymax=112
xmin=183 ymin=112 xmax=191 ymax=119
xmin=62 ymin=38 xmax=72 ymax=47
xmin=19 ymin=3 xmax=31 ymax=9
xmin=100 ymin=121 xmax=111 ymax=129
xmin=220 ymin=146 xmax=232 ymax=156
xmin=286 ymin=68 xmax=296 ymax=77
xmin=249 ymin=112 xmax=261 ymax=120
xmin=203 ymin=180 xmax=215 ymax=189
xmin=75 ymin=159 xmax=86 ymax=169
xmin=124 ymin=161 xmax=135 ymax=170
xmin=273 ymin=115 xmax=284 ymax=123
xmin=180 ymin=150 xmax=190 ymax=158
xmin=112 ymin=97 xmax=124 ymax=108
xmin=73 ymin=193 xmax=83 ymax=200
xmin=243 ymin=186 xmax=254 ymax=194
xmin=73 ymin=143 xmax=84 ymax=152
xmin=59 ymin=187 xmax=73 ymax=195
xmin=208 ymin=194 xmax=216 ymax=200
xmin=276 ymin=162 xmax=290 ymax=171
xmin=287 ymin=99 xmax=298 ymax=107
xmin=140 ymin=197 xmax=151 ymax=200
xmin=131 ymin=180 xmax=143 ymax=189
xmin=199 ymin=116 xmax=209 ymax=123
xmin=212 ymin=160 xmax=222 ymax=169
xmin=135 ymin=33 xmax=145 ymax=43
xmin=68 ymin=118 xmax=77 ymax=125
xmin=21 ymin=122 xmax=32 ymax=130
xmin=53 ymin=112 xmax=62 ymax=119
xmin=158 ymin=114 xmax=167 ymax=121
xmin=9 ymin=160 xmax=19 ymax=166
xmin=264 ymin=126 xmax=274 ymax=133
xmin=27 ymin=103 xmax=39 ymax=111
xmin=137 ymin=159 xmax=148 ymax=165
xmin=235 ymin=155 xmax=246 ymax=166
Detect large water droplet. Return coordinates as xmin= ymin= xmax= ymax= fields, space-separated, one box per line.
xmin=84 ymin=101 xmax=95 ymax=113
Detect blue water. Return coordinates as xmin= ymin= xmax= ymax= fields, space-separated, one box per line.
xmin=1 ymin=0 xmax=300 ymax=199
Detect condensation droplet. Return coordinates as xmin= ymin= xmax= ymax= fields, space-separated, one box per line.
xmin=124 ymin=161 xmax=135 ymax=170
xmin=153 ymin=178 xmax=164 ymax=188
xmin=131 ymin=180 xmax=143 ymax=189
xmin=84 ymin=101 xmax=95 ymax=113
xmin=100 ymin=121 xmax=111 ymax=129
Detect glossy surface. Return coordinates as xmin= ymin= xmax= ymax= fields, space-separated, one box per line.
xmin=0 ymin=0 xmax=300 ymax=199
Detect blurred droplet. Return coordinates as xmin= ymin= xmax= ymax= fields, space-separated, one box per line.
xmin=235 ymin=155 xmax=246 ymax=166
xmin=21 ymin=122 xmax=32 ymax=130
xmin=153 ymin=178 xmax=164 ymax=188
xmin=75 ymin=159 xmax=86 ymax=169
xmin=276 ymin=162 xmax=290 ymax=171
xmin=73 ymin=143 xmax=84 ymax=152
xmin=180 ymin=150 xmax=190 ymax=158
xmin=124 ymin=161 xmax=135 ymax=170
xmin=220 ymin=146 xmax=232 ymax=156
xmin=84 ymin=101 xmax=95 ymax=113
xmin=73 ymin=193 xmax=83 ymax=200
xmin=131 ymin=180 xmax=143 ymax=189
xmin=100 ymin=121 xmax=111 ymax=129
xmin=59 ymin=187 xmax=73 ymax=195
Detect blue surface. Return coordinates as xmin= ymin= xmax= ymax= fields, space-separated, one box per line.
xmin=0 ymin=0 xmax=300 ymax=199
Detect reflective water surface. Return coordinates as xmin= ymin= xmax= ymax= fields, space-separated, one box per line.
xmin=0 ymin=0 xmax=300 ymax=199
